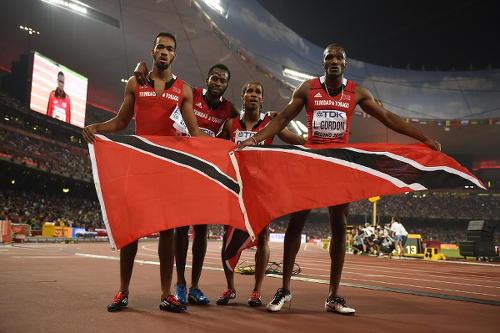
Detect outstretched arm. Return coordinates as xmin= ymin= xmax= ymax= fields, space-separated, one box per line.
xmin=277 ymin=127 xmax=306 ymax=145
xmin=82 ymin=77 xmax=136 ymax=143
xmin=356 ymin=85 xmax=441 ymax=151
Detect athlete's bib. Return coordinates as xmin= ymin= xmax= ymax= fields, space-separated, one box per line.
xmin=233 ymin=130 xmax=258 ymax=145
xmin=200 ymin=127 xmax=215 ymax=137
xmin=311 ymin=109 xmax=347 ymax=139
xmin=52 ymin=105 xmax=68 ymax=122
xmin=170 ymin=105 xmax=189 ymax=135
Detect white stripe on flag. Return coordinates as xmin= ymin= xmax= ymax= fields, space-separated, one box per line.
xmin=88 ymin=142 xmax=116 ymax=250
xmin=245 ymin=146 xmax=427 ymax=191
xmin=229 ymin=151 xmax=255 ymax=241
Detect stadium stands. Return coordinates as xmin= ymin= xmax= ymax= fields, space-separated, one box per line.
xmin=0 ymin=87 xmax=499 ymax=243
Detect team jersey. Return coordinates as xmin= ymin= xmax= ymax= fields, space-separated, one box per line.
xmin=306 ymin=76 xmax=357 ymax=144
xmin=192 ymin=88 xmax=232 ymax=137
xmin=134 ymin=75 xmax=184 ymax=136
xmin=229 ymin=112 xmax=274 ymax=145
xmin=47 ymin=90 xmax=71 ymax=123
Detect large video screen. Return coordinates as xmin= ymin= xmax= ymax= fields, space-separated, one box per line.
xmin=30 ymin=52 xmax=88 ymax=128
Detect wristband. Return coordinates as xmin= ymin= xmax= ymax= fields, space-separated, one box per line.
xmin=251 ymin=136 xmax=258 ymax=145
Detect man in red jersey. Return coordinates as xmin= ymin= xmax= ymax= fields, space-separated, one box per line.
xmin=83 ymin=32 xmax=207 ymax=314
xmin=238 ymin=44 xmax=441 ymax=314
xmin=46 ymin=71 xmax=71 ymax=123
xmin=134 ymin=63 xmax=239 ymax=306
xmin=216 ymin=81 xmax=305 ymax=307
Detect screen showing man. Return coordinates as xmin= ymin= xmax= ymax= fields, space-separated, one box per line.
xmin=46 ymin=71 xmax=71 ymax=122
xmin=30 ymin=52 xmax=87 ymax=128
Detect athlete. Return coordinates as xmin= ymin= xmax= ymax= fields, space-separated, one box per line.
xmin=47 ymin=71 xmax=71 ymax=123
xmin=216 ymin=81 xmax=305 ymax=307
xmin=83 ymin=32 xmax=208 ymax=313
xmin=238 ymin=44 xmax=441 ymax=314
xmin=134 ymin=63 xmax=239 ymax=305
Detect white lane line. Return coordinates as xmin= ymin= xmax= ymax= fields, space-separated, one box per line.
xmin=267 ymin=274 xmax=500 ymax=298
xmin=343 ymin=277 xmax=500 ymax=298
xmin=9 ymin=255 xmax=77 ymax=259
xmin=74 ymin=253 xmax=224 ymax=272
xmin=299 ymin=270 xmax=500 ymax=289
xmin=296 ymin=264 xmax=500 ymax=287
xmin=340 ymin=265 xmax=500 ymax=285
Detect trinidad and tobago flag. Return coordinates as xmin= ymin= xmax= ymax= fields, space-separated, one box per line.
xmin=89 ymin=135 xmax=484 ymax=269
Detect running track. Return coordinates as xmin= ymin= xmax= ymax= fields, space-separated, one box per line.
xmin=1 ymin=240 xmax=499 ymax=332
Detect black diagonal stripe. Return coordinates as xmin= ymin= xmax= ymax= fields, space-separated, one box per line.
xmin=256 ymin=145 xmax=478 ymax=189
xmin=103 ymin=135 xmax=240 ymax=195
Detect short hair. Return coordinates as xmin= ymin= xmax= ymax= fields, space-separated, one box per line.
xmin=154 ymin=32 xmax=177 ymax=49
xmin=57 ymin=71 xmax=64 ymax=77
xmin=241 ymin=81 xmax=264 ymax=97
xmin=392 ymin=216 xmax=400 ymax=222
xmin=208 ymin=64 xmax=231 ymax=82
xmin=323 ymin=43 xmax=346 ymax=58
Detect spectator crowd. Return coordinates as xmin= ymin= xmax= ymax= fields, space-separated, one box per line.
xmin=0 ymin=89 xmax=499 ymax=242
xmin=0 ymin=189 xmax=102 ymax=230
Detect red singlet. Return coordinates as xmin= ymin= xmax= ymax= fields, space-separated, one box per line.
xmin=306 ymin=76 xmax=356 ymax=144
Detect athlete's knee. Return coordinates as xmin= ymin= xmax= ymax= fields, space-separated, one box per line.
xmin=160 ymin=229 xmax=174 ymax=238
xmin=194 ymin=224 xmax=208 ymax=233
xmin=287 ymin=214 xmax=308 ymax=234
xmin=175 ymin=226 xmax=189 ymax=236
xmin=123 ymin=240 xmax=138 ymax=251
xmin=193 ymin=225 xmax=208 ymax=241
xmin=258 ymin=228 xmax=269 ymax=243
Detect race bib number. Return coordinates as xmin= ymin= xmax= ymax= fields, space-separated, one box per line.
xmin=233 ymin=130 xmax=260 ymax=145
xmin=170 ymin=105 xmax=189 ymax=135
xmin=52 ymin=105 xmax=67 ymax=122
xmin=200 ymin=128 xmax=215 ymax=137
xmin=311 ymin=109 xmax=346 ymax=139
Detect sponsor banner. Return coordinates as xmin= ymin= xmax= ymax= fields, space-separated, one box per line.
xmin=269 ymin=233 xmax=306 ymax=243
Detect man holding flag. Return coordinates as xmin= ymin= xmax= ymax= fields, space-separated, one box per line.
xmin=83 ymin=32 xmax=207 ymax=313
xmin=238 ymin=44 xmax=441 ymax=314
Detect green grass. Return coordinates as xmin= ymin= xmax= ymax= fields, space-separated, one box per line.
xmin=441 ymin=248 xmax=461 ymax=258
xmin=441 ymin=248 xmax=483 ymax=260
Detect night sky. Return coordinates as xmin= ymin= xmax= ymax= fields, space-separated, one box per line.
xmin=257 ymin=0 xmax=500 ymax=71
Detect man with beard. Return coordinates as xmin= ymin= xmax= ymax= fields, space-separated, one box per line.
xmin=134 ymin=63 xmax=238 ymax=306
xmin=83 ymin=32 xmax=207 ymax=313
xmin=238 ymin=44 xmax=441 ymax=314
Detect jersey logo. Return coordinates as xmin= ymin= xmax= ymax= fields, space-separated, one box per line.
xmin=314 ymin=92 xmax=322 ymax=98
xmin=173 ymin=86 xmax=181 ymax=94
xmin=195 ymin=102 xmax=203 ymax=108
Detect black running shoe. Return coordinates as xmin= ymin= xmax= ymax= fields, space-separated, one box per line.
xmin=159 ymin=295 xmax=187 ymax=313
xmin=266 ymin=288 xmax=291 ymax=312
xmin=107 ymin=291 xmax=128 ymax=312
xmin=248 ymin=291 xmax=263 ymax=307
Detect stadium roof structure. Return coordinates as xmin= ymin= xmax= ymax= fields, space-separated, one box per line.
xmin=1 ymin=0 xmax=499 ymax=167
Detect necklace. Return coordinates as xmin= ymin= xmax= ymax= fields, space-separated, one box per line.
xmin=325 ymin=83 xmax=344 ymax=100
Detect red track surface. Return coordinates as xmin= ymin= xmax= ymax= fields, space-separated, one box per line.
xmin=1 ymin=240 xmax=499 ymax=332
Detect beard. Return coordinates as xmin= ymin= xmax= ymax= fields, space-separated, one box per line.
xmin=154 ymin=55 xmax=170 ymax=70
xmin=207 ymin=88 xmax=224 ymax=99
